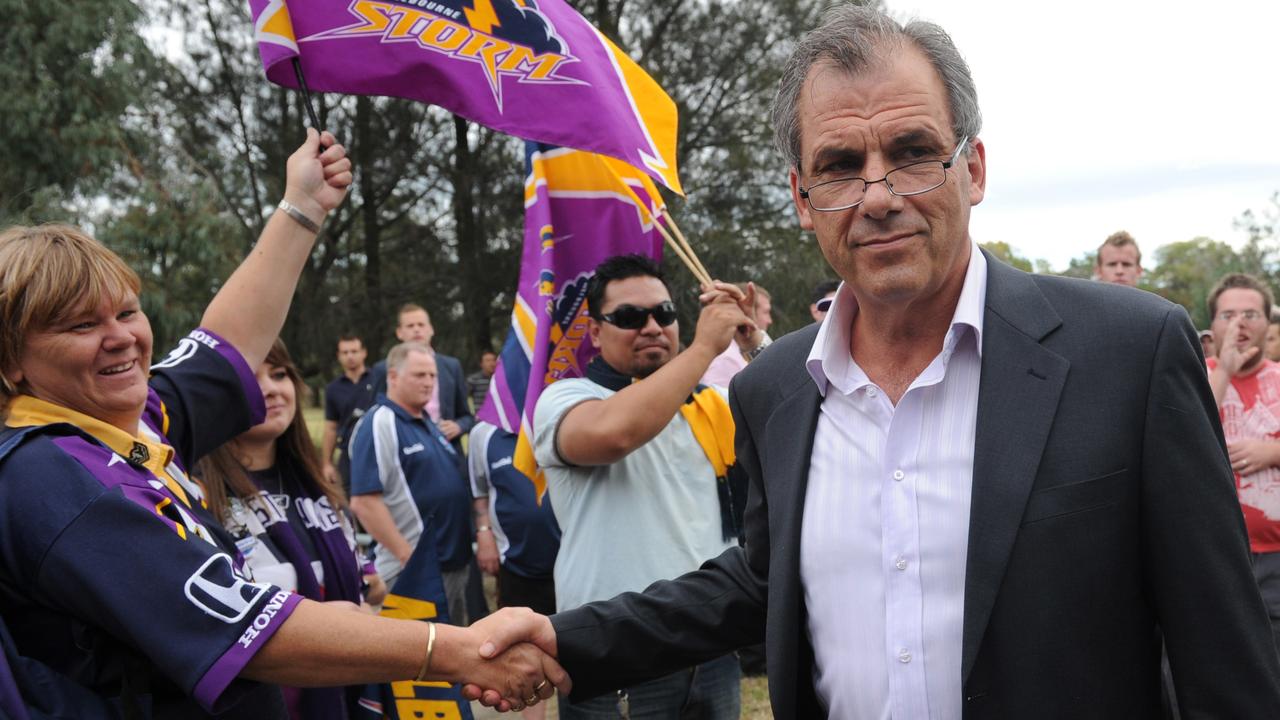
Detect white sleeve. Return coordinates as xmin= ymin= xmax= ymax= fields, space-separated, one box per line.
xmin=469 ymin=423 xmax=494 ymax=498
xmin=532 ymin=380 xmax=604 ymax=469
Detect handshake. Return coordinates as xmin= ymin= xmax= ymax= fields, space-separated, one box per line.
xmin=453 ymin=607 xmax=565 ymax=713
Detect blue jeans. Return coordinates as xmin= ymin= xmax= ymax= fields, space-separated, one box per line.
xmin=558 ymin=654 xmax=740 ymax=720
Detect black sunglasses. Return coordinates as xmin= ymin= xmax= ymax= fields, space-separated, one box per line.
xmin=600 ymin=301 xmax=678 ymax=330
xmin=816 ymin=297 xmax=833 ymax=313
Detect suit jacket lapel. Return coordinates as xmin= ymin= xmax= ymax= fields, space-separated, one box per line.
xmin=764 ymin=373 xmax=823 ymax=571
xmin=435 ymin=355 xmax=453 ymax=419
xmin=762 ymin=355 xmax=823 ymax=718
xmin=962 ymin=254 xmax=1069 ymax=681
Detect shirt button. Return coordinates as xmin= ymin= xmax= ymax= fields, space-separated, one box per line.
xmin=866 ymin=387 xmax=877 ymax=397
xmin=895 ymin=556 xmax=908 ymax=571
xmin=898 ymin=649 xmax=912 ymax=663
xmin=892 ymin=469 xmax=905 ymax=481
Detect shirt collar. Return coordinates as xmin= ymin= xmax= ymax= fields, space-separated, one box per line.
xmin=806 ymin=242 xmax=988 ymax=396
xmin=5 ymin=394 xmax=176 ymax=474
xmin=341 ymin=368 xmax=370 ymax=384
xmin=378 ymin=394 xmax=433 ymax=427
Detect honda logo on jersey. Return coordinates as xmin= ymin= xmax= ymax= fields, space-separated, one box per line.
xmin=184 ymin=553 xmax=271 ymax=623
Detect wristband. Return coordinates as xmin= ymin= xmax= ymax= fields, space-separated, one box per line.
xmin=277 ymin=199 xmax=321 ymax=234
xmin=743 ymin=331 xmax=773 ymax=361
xmin=476 ymin=525 xmax=492 ymax=534
xmin=415 ymin=621 xmax=436 ymax=682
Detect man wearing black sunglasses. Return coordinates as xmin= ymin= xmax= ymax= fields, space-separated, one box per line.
xmin=528 ymin=253 xmax=762 ymax=719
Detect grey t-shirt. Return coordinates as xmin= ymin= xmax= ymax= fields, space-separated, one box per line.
xmin=533 ymin=378 xmax=734 ymax=612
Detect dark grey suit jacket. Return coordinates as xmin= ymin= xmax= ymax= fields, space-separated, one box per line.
xmin=552 ymin=252 xmax=1280 ymax=718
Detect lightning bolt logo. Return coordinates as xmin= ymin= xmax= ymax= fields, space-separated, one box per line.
xmin=464 ymin=0 xmax=500 ymax=34
xmin=463 ymin=0 xmax=504 ymax=101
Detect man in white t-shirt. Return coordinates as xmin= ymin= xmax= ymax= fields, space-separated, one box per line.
xmin=533 ymin=253 xmax=761 ymax=720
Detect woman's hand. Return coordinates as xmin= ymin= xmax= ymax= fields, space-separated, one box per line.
xmin=283 ymin=128 xmax=353 ymax=222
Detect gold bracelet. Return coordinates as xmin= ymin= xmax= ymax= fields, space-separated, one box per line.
xmin=415 ymin=621 xmax=437 ymax=682
xmin=277 ymin=199 xmax=321 ymax=234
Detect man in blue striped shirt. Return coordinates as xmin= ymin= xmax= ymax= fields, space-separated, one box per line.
xmin=350 ymin=342 xmax=473 ymax=624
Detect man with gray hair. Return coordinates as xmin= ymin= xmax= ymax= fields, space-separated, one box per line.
xmin=350 ymin=342 xmax=474 ymax=623
xmin=469 ymin=5 xmax=1280 ymax=717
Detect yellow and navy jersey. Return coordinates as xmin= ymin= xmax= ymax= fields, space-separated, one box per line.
xmin=0 ymin=329 xmax=295 ymax=718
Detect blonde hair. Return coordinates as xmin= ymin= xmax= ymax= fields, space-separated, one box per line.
xmin=0 ymin=224 xmax=141 ymax=396
xmin=1097 ymin=230 xmax=1141 ymax=265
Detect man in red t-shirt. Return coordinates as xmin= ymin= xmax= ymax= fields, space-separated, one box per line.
xmin=1207 ymin=272 xmax=1280 ymax=651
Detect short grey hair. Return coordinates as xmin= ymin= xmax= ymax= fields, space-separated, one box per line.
xmin=386 ymin=342 xmax=432 ymax=373
xmin=770 ymin=4 xmax=982 ymax=170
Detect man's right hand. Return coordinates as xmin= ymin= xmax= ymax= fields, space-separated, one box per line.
xmin=322 ymin=463 xmax=340 ymax=485
xmin=691 ymin=285 xmax=754 ymax=358
xmin=1216 ymin=316 xmax=1259 ymax=376
xmin=460 ymin=608 xmax=562 ymax=708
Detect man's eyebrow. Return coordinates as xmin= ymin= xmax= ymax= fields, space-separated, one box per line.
xmin=810 ymin=146 xmax=862 ymax=171
xmin=886 ymin=130 xmax=943 ymax=152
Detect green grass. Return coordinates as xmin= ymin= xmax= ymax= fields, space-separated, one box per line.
xmin=741 ymin=675 xmax=773 ymax=718
xmin=302 ymin=405 xmax=326 ymax=447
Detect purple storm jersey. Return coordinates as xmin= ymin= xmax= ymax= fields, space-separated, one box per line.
xmin=0 ymin=329 xmax=300 ymax=718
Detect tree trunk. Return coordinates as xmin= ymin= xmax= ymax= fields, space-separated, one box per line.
xmin=452 ymin=115 xmax=490 ymax=362
xmin=357 ymin=96 xmax=385 ymax=354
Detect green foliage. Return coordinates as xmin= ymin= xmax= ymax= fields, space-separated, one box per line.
xmin=578 ymin=0 xmax=831 ymax=337
xmin=0 ymin=0 xmax=161 ymax=222
xmin=1059 ymin=253 xmax=1097 ymax=280
xmin=1144 ymin=237 xmax=1270 ymax=329
xmin=1237 ymin=192 xmax=1280 ymax=245
xmin=979 ymin=241 xmax=1033 ymax=273
xmin=30 ymin=0 xmax=832 ymax=384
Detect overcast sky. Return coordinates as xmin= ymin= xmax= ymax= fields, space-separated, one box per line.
xmin=887 ymin=0 xmax=1280 ymax=271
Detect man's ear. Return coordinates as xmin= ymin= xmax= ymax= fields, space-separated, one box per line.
xmin=966 ymin=136 xmax=987 ymax=206
xmin=588 ymin=318 xmax=603 ymax=349
xmin=789 ymin=166 xmax=815 ymax=231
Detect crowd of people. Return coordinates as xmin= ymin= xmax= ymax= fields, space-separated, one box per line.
xmin=5 ymin=4 xmax=1280 ymax=720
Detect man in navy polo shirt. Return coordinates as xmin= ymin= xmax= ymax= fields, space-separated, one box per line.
xmin=321 ymin=334 xmax=375 ymax=492
xmin=349 ymin=342 xmax=474 ymax=623
xmin=470 ymin=420 xmax=560 ymax=609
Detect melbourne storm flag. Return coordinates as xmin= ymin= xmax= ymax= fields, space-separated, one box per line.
xmin=249 ymin=0 xmax=682 ymax=193
xmin=476 ymin=142 xmax=665 ymax=499
xmin=354 ymin=532 xmax=473 ymax=720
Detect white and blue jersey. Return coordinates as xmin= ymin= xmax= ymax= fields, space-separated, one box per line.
xmin=0 ymin=329 xmax=296 ymax=718
xmin=349 ymin=397 xmax=472 ymax=579
xmin=468 ymin=422 xmax=560 ymax=580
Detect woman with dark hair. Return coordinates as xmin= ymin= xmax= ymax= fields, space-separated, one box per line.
xmin=198 ymin=338 xmax=386 ymax=718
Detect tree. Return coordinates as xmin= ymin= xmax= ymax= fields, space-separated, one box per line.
xmin=1059 ymin=253 xmax=1096 ymax=280
xmin=979 ymin=241 xmax=1033 ymax=273
xmin=0 ymin=0 xmax=163 ymax=223
xmin=12 ymin=0 xmax=843 ymax=387
xmin=1144 ymin=237 xmax=1267 ymax=328
xmin=570 ymin=0 xmax=836 ymax=333
xmin=1237 ymin=191 xmax=1280 ymax=246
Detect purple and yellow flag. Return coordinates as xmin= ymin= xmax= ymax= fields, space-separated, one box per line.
xmin=476 ymin=142 xmax=665 ymax=498
xmin=249 ymin=0 xmax=682 ymax=193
